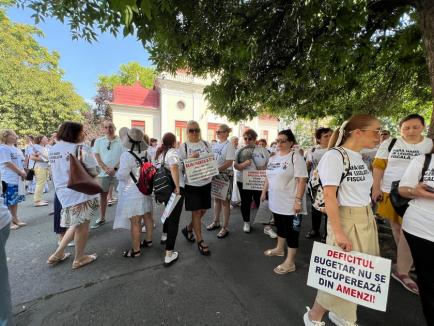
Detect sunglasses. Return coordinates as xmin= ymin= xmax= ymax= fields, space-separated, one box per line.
xmin=244 ymin=137 xmax=253 ymax=141
xmin=188 ymin=128 xmax=201 ymax=134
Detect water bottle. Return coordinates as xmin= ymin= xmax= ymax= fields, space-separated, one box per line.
xmin=293 ymin=214 xmax=302 ymax=232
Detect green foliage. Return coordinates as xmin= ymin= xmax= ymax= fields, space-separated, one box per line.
xmin=97 ymin=62 xmax=156 ymax=90
xmin=0 ymin=5 xmax=86 ymax=135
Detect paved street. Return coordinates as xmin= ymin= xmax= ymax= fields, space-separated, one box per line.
xmin=7 ymin=189 xmax=424 ymax=325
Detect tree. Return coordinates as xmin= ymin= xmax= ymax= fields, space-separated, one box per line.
xmin=19 ymin=1 xmax=434 ymax=133
xmin=0 ymin=2 xmax=86 ymax=135
xmin=97 ymin=62 xmax=156 ymax=90
xmin=93 ymin=86 xmax=113 ymax=119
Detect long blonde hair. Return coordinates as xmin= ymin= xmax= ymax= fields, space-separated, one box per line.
xmin=328 ymin=114 xmax=378 ymax=148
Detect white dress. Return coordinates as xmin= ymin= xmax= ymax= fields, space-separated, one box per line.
xmin=113 ymin=150 xmax=153 ymax=230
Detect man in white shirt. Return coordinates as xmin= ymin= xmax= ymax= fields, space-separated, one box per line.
xmin=92 ymin=120 xmax=124 ymax=228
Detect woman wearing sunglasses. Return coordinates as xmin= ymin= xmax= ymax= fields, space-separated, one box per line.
xmin=206 ymin=124 xmax=236 ymax=238
xmin=234 ymin=129 xmax=270 ymax=233
xmin=179 ymin=120 xmax=213 ymax=255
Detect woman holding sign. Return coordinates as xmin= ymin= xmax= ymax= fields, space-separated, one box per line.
xmin=234 ymin=129 xmax=269 ymax=233
xmin=304 ymin=115 xmax=382 ymax=326
xmin=179 ymin=120 xmax=213 ymax=256
xmin=206 ymin=124 xmax=236 ymax=238
xmin=261 ymin=129 xmax=307 ymax=274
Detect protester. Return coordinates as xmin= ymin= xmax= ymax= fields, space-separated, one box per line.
xmin=179 ymin=120 xmax=212 ymax=255
xmin=262 ymin=129 xmax=307 ymax=274
xmin=0 ymin=146 xmax=13 ymax=325
xmin=372 ymin=114 xmax=432 ymax=294
xmin=148 ymin=137 xmax=158 ymax=162
xmin=399 ymin=150 xmax=434 ymax=325
xmin=47 ymin=121 xmax=99 ymax=269
xmin=0 ymin=130 xmax=27 ymax=230
xmin=113 ymin=127 xmax=153 ymax=257
xmin=258 ymin=138 xmax=268 ymax=149
xmin=92 ymin=120 xmax=124 ymax=228
xmin=304 ymin=114 xmax=382 ymax=326
xmin=234 ymin=129 xmax=270 ymax=234
xmin=230 ymin=136 xmax=241 ymax=207
xmin=24 ymin=135 xmax=36 ymax=194
xmin=156 ymin=132 xmax=184 ymax=265
xmin=31 ymin=135 xmax=50 ymax=207
xmin=206 ymin=124 xmax=236 ymax=238
xmin=305 ymin=127 xmax=332 ymax=242
xmin=380 ymin=130 xmax=391 ymax=143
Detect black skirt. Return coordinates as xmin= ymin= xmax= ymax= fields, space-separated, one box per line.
xmin=184 ymin=183 xmax=212 ymax=211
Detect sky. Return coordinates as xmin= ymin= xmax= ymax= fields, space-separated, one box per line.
xmin=7 ymin=6 xmax=153 ymax=103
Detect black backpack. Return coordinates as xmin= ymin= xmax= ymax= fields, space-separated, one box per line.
xmin=153 ymin=151 xmax=175 ymax=204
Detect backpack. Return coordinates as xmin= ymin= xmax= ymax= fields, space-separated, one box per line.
xmin=153 ymin=151 xmax=175 ymax=203
xmin=308 ymin=147 xmax=350 ymax=211
xmin=129 ymin=151 xmax=156 ymax=196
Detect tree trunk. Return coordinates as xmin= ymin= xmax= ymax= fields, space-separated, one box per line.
xmin=417 ymin=1 xmax=434 ymax=138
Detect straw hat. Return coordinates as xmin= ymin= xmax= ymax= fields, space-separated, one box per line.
xmin=119 ymin=127 xmax=148 ymax=152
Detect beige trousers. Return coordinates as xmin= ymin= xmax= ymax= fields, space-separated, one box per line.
xmin=34 ymin=167 xmax=48 ymax=203
xmin=316 ymin=206 xmax=380 ymax=323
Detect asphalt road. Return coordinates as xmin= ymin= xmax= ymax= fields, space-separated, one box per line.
xmin=6 ymin=189 xmax=425 ymax=325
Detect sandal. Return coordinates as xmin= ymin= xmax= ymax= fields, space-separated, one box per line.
xmin=72 ymin=254 xmax=98 ymax=270
xmin=47 ymin=252 xmax=71 ymax=266
xmin=10 ymin=223 xmax=20 ymax=230
xmin=197 ymin=240 xmax=211 ymax=256
xmin=391 ymin=271 xmax=419 ymax=294
xmin=122 ymin=249 xmax=141 ymax=258
xmin=140 ymin=240 xmax=153 ymax=248
xmin=181 ymin=226 xmax=195 ymax=243
xmin=264 ymin=249 xmax=285 ymax=257
xmin=206 ymin=221 xmax=220 ymax=231
xmin=217 ymin=228 xmax=229 ymax=239
xmin=14 ymin=220 xmax=27 ymax=227
xmin=273 ymin=264 xmax=296 ymax=275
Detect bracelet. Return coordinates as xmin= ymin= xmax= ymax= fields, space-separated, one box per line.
xmin=296 ymin=196 xmax=303 ymax=200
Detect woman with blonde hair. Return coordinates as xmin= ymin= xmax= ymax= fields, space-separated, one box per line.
xmin=206 ymin=124 xmax=236 ymax=238
xmin=304 ymin=114 xmax=382 ymax=326
xmin=179 ymin=120 xmax=212 ymax=255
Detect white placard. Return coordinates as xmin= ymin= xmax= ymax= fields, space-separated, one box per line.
xmin=184 ymin=155 xmax=219 ymax=183
xmin=307 ymin=242 xmax=391 ymax=312
xmin=211 ymin=176 xmax=231 ymax=200
xmin=160 ymin=193 xmax=181 ymax=224
xmin=242 ymin=170 xmax=266 ymax=190
xmin=18 ymin=178 xmax=26 ymax=196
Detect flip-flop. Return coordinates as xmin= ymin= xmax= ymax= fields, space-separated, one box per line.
xmin=10 ymin=224 xmax=20 ymax=230
xmin=273 ymin=264 xmax=296 ymax=275
xmin=47 ymin=252 xmax=71 ymax=266
xmin=264 ymin=249 xmax=284 ymax=257
xmin=72 ymin=254 xmax=98 ymax=270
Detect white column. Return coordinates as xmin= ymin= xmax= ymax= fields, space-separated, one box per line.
xmin=160 ymin=88 xmax=168 ymax=136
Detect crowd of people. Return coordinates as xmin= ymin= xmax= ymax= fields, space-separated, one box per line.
xmin=0 ymin=113 xmax=433 ymax=325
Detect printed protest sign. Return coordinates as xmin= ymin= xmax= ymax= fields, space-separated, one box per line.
xmin=307 ymin=242 xmax=391 ymax=311
xmin=160 ymin=193 xmax=181 ymax=224
xmin=211 ymin=175 xmax=231 ymax=200
xmin=184 ymin=155 xmax=219 ymax=183
xmin=243 ymin=170 xmax=266 ymax=190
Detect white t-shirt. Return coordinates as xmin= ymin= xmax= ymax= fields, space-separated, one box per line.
xmin=148 ymin=146 xmax=157 ymax=162
xmin=179 ymin=140 xmax=212 ymax=187
xmin=25 ymin=144 xmax=36 ymax=168
xmin=0 ymin=145 xmax=24 ymax=185
xmin=235 ymin=146 xmax=270 ymax=182
xmin=156 ymin=148 xmax=185 ymax=188
xmin=33 ymin=144 xmax=49 ymax=168
xmin=306 ymin=146 xmax=328 ymax=177
xmin=401 ymin=155 xmax=434 ymax=242
xmin=0 ymin=149 xmax=12 ymax=230
xmin=49 ymin=141 xmax=99 ymax=208
xmin=318 ymin=148 xmax=373 ymax=207
xmin=376 ymin=137 xmax=433 ymax=193
xmin=266 ymin=152 xmax=308 ymax=215
xmin=212 ymin=140 xmax=236 ymax=169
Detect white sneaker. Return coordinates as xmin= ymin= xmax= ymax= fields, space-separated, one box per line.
xmin=264 ymin=226 xmax=277 ymax=239
xmin=243 ymin=222 xmax=251 ymax=233
xmin=141 ymin=225 xmax=147 ymax=233
xmin=164 ymin=251 xmax=179 ymax=266
xmin=67 ymin=241 xmax=75 ymax=247
xmin=303 ymin=307 xmax=325 ymax=326
xmin=328 ymin=312 xmax=358 ymax=326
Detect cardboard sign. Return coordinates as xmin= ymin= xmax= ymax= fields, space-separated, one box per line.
xmin=243 ymin=170 xmax=266 ymax=190
xmin=161 ymin=193 xmax=181 ymax=224
xmin=307 ymin=242 xmax=392 ymax=312
xmin=211 ymin=175 xmax=231 ymax=200
xmin=184 ymin=155 xmax=219 ymax=183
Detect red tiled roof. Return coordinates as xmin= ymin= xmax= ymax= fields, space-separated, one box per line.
xmin=111 ymin=81 xmax=159 ymax=109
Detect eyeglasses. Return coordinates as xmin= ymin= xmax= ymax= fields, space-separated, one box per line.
xmin=107 ymin=142 xmax=112 ymax=150
xmin=188 ymin=128 xmax=201 ymax=134
xmin=244 ymin=137 xmax=253 ymax=141
xmin=276 ymin=139 xmax=288 ymax=144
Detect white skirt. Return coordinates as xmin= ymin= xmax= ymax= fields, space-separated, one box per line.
xmin=113 ymin=182 xmax=153 ymax=230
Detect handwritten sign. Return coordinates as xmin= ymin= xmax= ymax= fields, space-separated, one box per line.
xmin=307 ymin=242 xmax=391 ymax=311
xmin=184 ymin=155 xmax=219 ymax=183
xmin=211 ymin=175 xmax=231 ymax=200
xmin=243 ymin=170 xmax=266 ymax=190
xmin=161 ymin=193 xmax=181 ymax=224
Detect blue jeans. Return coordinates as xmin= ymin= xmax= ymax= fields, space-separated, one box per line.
xmin=0 ymin=224 xmax=11 ymax=325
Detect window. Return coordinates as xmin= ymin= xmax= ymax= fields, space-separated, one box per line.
xmin=175 ymin=120 xmax=187 ymax=143
xmin=207 ymin=123 xmax=220 ymax=142
xmin=131 ymin=120 xmax=145 ymax=132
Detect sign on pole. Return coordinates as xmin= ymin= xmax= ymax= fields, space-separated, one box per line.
xmin=307 ymin=242 xmax=391 ymax=312
xmin=184 ymin=155 xmax=219 ymax=184
xmin=242 ymin=170 xmax=266 ymax=190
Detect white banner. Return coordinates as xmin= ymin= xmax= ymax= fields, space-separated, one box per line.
xmin=211 ymin=176 xmax=231 ymax=200
xmin=307 ymin=242 xmax=392 ymax=312
xmin=161 ymin=193 xmax=181 ymax=224
xmin=242 ymin=170 xmax=266 ymax=190
xmin=184 ymin=155 xmax=219 ymax=184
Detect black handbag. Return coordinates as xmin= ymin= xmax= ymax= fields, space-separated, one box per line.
xmin=389 ymin=154 xmax=431 ymax=217
xmin=26 ymin=162 xmax=36 ymax=181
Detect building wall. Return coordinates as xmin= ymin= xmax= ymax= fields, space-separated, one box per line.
xmin=111 ymin=104 xmax=161 ymax=138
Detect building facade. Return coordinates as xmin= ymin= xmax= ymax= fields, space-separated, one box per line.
xmin=111 ymin=71 xmax=279 ymax=144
